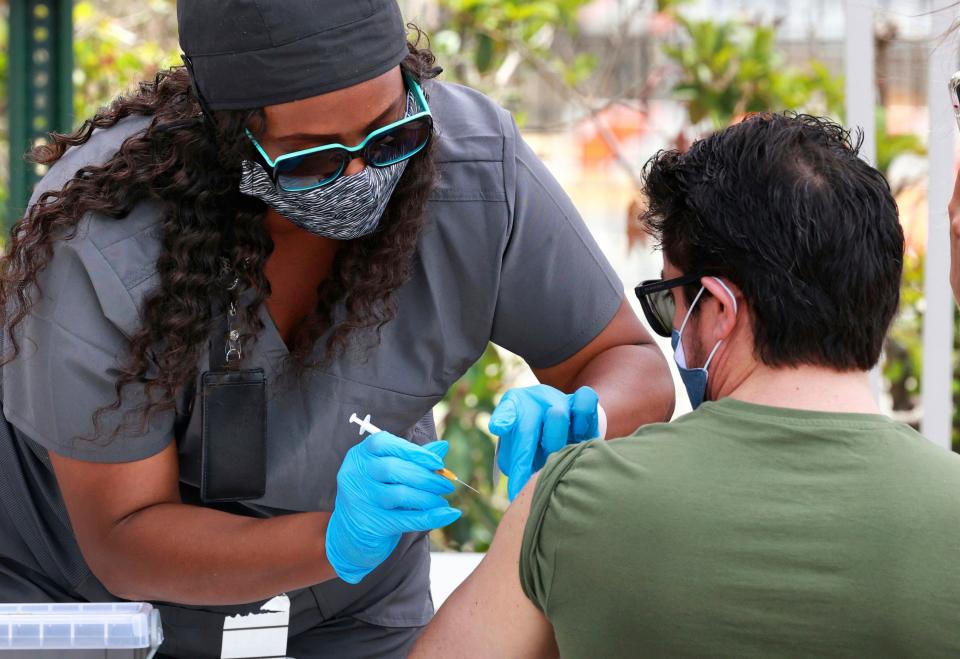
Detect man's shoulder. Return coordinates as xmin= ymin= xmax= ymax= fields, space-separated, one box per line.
xmin=883 ymin=421 xmax=960 ymax=484
xmin=536 ymin=418 xmax=703 ymax=492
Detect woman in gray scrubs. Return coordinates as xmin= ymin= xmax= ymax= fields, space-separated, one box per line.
xmin=0 ymin=1 xmax=674 ymax=657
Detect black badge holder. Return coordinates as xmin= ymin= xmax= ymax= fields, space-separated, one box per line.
xmin=200 ymin=266 xmax=267 ymax=503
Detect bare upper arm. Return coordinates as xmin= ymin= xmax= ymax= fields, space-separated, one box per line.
xmin=49 ymin=442 xmax=180 ymax=578
xmin=411 ymin=475 xmax=558 ymax=659
xmin=533 ymin=297 xmax=656 ymax=390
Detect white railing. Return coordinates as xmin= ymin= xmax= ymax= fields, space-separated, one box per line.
xmin=429 ymin=552 xmax=484 ymax=608
xmin=920 ymin=4 xmax=957 ymax=449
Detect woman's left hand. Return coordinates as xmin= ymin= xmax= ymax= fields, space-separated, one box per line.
xmin=489 ymin=384 xmax=601 ymax=501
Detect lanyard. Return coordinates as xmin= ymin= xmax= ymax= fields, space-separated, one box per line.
xmin=210 ymin=259 xmax=243 ymax=371
xmin=200 ymin=258 xmax=267 ymax=503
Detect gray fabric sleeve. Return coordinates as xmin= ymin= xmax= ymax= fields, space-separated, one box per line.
xmin=2 ymin=231 xmax=174 ymax=463
xmin=490 ymin=124 xmax=624 ymax=369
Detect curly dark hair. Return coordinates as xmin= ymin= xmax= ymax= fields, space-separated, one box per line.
xmin=0 ymin=30 xmax=442 ymax=441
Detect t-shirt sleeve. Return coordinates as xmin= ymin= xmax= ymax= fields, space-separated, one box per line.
xmin=520 ymin=440 xmax=593 ymax=613
xmin=490 ymin=123 xmax=624 ymax=368
xmin=1 ymin=234 xmax=175 ymax=463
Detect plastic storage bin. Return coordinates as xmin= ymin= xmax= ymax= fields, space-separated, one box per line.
xmin=0 ymin=602 xmax=162 ymax=658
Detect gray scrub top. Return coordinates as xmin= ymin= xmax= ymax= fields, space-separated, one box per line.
xmin=0 ymin=81 xmax=623 ymax=633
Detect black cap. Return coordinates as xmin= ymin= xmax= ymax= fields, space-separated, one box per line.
xmin=178 ymin=0 xmax=409 ymax=111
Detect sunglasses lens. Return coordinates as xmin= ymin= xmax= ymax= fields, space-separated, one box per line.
xmin=276 ymin=151 xmax=348 ymax=191
xmin=651 ymin=290 xmax=676 ymax=337
xmin=265 ymin=114 xmax=432 ymax=191
xmin=365 ymin=117 xmax=432 ymax=166
xmin=638 ymin=286 xmax=676 ymax=338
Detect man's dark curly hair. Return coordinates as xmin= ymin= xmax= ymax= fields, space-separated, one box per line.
xmin=0 ymin=30 xmax=441 ymax=440
xmin=641 ymin=112 xmax=903 ymax=371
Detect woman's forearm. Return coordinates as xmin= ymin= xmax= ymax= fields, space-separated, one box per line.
xmin=97 ymin=504 xmax=334 ymax=605
xmin=577 ymin=343 xmax=675 ymax=437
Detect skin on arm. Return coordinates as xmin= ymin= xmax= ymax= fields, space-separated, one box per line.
xmin=534 ymin=298 xmax=675 ymax=437
xmin=411 ymin=475 xmax=558 ymax=659
xmin=50 ymin=443 xmax=336 ymax=605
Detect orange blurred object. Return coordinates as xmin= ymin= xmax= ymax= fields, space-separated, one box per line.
xmin=897 ymin=184 xmax=927 ymax=257
xmin=577 ymin=105 xmax=650 ymax=166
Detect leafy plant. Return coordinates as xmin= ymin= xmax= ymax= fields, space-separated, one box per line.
xmin=71 ymin=1 xmax=180 ymax=122
xmin=884 ymin=253 xmax=960 ymax=451
xmin=875 ymin=106 xmax=925 ymax=176
xmin=431 ymin=344 xmax=513 ymax=551
xmin=884 ymin=252 xmax=925 ymax=415
xmin=432 ymin=0 xmax=596 ymax=95
xmin=0 ymin=1 xmax=179 ymax=228
xmin=659 ymin=5 xmax=924 ymax=179
xmin=661 ymin=11 xmax=843 ymax=130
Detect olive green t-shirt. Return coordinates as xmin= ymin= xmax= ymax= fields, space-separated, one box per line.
xmin=520 ymin=398 xmax=960 ymax=658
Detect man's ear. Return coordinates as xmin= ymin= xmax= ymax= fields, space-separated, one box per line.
xmin=700 ymin=277 xmax=741 ymax=343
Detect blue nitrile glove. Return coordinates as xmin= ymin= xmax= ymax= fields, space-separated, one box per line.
xmin=326 ymin=432 xmax=462 ymax=584
xmin=489 ymin=384 xmax=600 ymax=501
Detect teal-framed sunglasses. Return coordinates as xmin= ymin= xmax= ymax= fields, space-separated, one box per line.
xmin=245 ymin=72 xmax=433 ymax=192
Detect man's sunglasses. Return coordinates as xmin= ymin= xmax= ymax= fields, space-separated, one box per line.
xmin=634 ymin=273 xmax=707 ymax=338
xmin=245 ymin=72 xmax=433 ymax=192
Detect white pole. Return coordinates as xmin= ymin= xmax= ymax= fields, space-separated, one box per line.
xmin=845 ymin=0 xmax=877 ymax=165
xmin=920 ymin=11 xmax=957 ymax=450
xmin=845 ymin=0 xmax=881 ymax=399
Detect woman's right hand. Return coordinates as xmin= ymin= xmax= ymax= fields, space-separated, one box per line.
xmin=326 ymin=432 xmax=461 ymax=584
xmin=950 ymin=169 xmax=960 ymax=306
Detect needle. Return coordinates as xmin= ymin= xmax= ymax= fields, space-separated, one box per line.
xmin=436 ymin=468 xmax=482 ymax=495
xmin=348 ymin=412 xmax=481 ymax=495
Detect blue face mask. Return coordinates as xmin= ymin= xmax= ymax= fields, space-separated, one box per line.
xmin=671 ymin=279 xmax=738 ymax=409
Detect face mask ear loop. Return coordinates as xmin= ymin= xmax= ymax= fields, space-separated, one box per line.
xmin=702 ymin=337 xmax=725 ymax=371
xmin=711 ymin=277 xmax=739 ymax=314
xmin=677 ymin=285 xmax=707 ymax=336
xmin=701 ymin=277 xmax=739 ymax=371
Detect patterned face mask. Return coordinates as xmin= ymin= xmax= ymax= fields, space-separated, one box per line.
xmin=238 ymin=93 xmax=414 ymax=240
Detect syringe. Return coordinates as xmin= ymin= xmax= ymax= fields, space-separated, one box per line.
xmin=348 ymin=413 xmax=480 ymax=495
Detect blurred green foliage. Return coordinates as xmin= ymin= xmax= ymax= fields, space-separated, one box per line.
xmin=430 ymin=0 xmax=597 ymax=122
xmin=71 ymin=1 xmax=179 ymax=121
xmin=659 ymin=3 xmax=924 ymax=178
xmin=432 ymin=0 xmax=592 ymax=77
xmin=884 ymin=252 xmax=925 ymax=416
xmin=660 ymin=6 xmax=843 ymax=129
xmin=875 ymin=106 xmax=925 ymax=175
xmin=884 ymin=254 xmax=960 ymax=451
xmin=0 ymin=1 xmax=179 ymax=228
xmin=432 ymin=345 xmax=510 ymax=551
xmin=0 ymin=3 xmax=8 ymax=220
